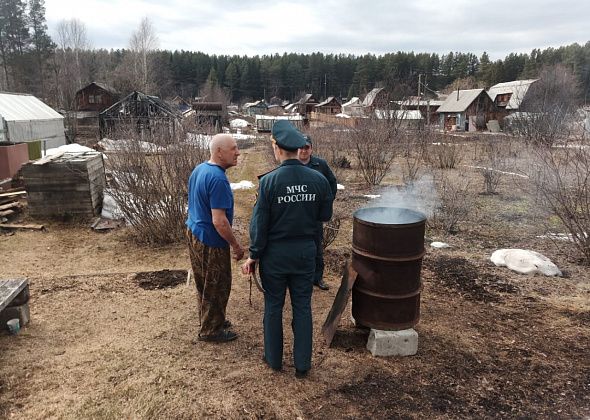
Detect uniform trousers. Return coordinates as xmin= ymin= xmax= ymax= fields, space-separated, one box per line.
xmin=186 ymin=228 xmax=232 ymax=336
xmin=260 ymin=240 xmax=316 ymax=372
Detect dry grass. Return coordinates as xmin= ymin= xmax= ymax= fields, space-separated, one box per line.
xmin=0 ymin=137 xmax=589 ymax=419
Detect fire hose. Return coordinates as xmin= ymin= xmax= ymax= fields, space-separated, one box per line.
xmin=249 ymin=269 xmax=265 ymax=305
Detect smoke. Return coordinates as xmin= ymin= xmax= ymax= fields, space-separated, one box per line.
xmin=368 ymin=174 xmax=439 ymax=219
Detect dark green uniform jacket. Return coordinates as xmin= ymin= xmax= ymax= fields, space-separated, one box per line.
xmin=249 ymin=159 xmax=334 ymax=263
xmin=306 ymin=155 xmax=337 ymax=197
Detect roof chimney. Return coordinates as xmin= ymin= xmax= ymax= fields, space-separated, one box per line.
xmin=457 ymin=89 xmax=460 ymax=101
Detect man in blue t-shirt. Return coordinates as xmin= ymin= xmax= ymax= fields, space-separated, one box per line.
xmin=186 ymin=134 xmax=244 ymax=343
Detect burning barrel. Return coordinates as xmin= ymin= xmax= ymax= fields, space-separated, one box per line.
xmin=351 ymin=207 xmax=426 ymax=330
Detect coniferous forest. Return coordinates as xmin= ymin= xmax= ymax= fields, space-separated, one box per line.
xmin=1 ymin=0 xmax=590 ymax=109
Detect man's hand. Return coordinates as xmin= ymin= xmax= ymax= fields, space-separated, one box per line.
xmin=232 ymin=243 xmax=245 ymax=261
xmin=241 ymin=258 xmax=257 ymax=275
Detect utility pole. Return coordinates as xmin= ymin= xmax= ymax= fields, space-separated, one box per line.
xmin=324 ymin=73 xmax=327 ymax=99
xmin=417 ymin=74 xmax=421 ymax=100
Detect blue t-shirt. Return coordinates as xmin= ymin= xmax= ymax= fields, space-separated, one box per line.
xmin=186 ymin=162 xmax=234 ymax=248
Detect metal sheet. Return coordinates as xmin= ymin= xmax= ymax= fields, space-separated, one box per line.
xmin=321 ymin=261 xmax=357 ymax=346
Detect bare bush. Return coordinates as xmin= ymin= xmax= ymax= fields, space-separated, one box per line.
xmin=105 ymin=124 xmax=208 ymax=244
xmin=348 ymin=108 xmax=403 ymax=185
xmin=505 ymin=64 xmax=579 ymax=146
xmin=304 ymin=126 xmax=352 ymax=181
xmin=475 ymin=138 xmax=511 ymax=195
xmin=427 ymin=140 xmax=463 ymax=169
xmin=400 ymin=128 xmax=430 ymax=186
xmin=429 ymin=170 xmax=475 ymax=233
xmin=528 ymin=141 xmax=590 ymax=263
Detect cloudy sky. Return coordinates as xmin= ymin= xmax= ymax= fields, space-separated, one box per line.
xmin=44 ymin=0 xmax=589 ymax=60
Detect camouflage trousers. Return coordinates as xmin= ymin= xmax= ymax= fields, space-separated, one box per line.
xmin=186 ymin=228 xmax=232 ymax=336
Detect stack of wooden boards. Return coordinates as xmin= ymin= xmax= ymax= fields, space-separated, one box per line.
xmin=0 ymin=188 xmax=26 ymax=221
xmin=21 ymin=151 xmax=105 ymax=219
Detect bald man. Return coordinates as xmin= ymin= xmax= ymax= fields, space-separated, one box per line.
xmin=186 ymin=134 xmax=244 ymax=343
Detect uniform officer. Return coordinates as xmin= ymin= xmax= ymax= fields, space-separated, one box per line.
xmin=298 ymin=135 xmax=338 ymax=291
xmin=242 ymin=120 xmax=334 ymax=378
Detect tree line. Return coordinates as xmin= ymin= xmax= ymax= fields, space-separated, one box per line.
xmin=1 ymin=0 xmax=590 ymax=109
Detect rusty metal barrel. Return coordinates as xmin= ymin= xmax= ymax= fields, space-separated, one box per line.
xmin=351 ymin=206 xmax=426 ymax=330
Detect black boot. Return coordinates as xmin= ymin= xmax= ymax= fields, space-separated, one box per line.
xmin=314 ymin=279 xmax=329 ymax=291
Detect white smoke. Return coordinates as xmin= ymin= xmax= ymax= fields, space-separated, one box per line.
xmin=367 ymin=174 xmax=439 ymax=219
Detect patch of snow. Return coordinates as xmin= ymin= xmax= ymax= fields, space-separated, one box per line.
xmin=232 ymin=133 xmax=257 ymax=140
xmin=363 ymin=194 xmax=381 ymax=199
xmin=430 ymin=241 xmax=450 ymax=248
xmin=230 ymin=118 xmax=249 ymax=128
xmin=335 ymin=113 xmax=351 ymax=118
xmin=463 ymin=165 xmax=529 ymax=179
xmin=101 ymin=191 xmax=124 ymax=220
xmin=98 ymin=138 xmax=165 ymax=153
xmin=337 ymin=184 xmax=345 ymax=190
xmin=230 ymin=180 xmax=255 ymax=190
xmin=490 ymin=249 xmax=562 ymax=276
xmin=45 ymin=143 xmax=97 ymax=156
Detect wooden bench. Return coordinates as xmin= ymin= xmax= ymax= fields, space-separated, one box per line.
xmin=0 ymin=278 xmax=30 ymax=330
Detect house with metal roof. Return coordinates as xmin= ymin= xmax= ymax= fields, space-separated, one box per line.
xmin=488 ymin=80 xmax=538 ymax=111
xmin=362 ymin=87 xmax=388 ymax=110
xmin=0 ymin=92 xmax=66 ymax=149
xmin=243 ymin=100 xmax=268 ymax=117
xmin=75 ymin=82 xmax=120 ymax=113
xmin=341 ymin=97 xmax=363 ymax=117
xmin=436 ymin=88 xmax=496 ymax=131
xmin=314 ymin=96 xmax=341 ymax=115
xmin=293 ymin=93 xmax=318 ymax=117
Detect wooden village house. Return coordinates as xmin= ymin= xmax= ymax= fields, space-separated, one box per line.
xmin=243 ymin=100 xmax=268 ymax=117
xmin=362 ymin=87 xmax=389 ymax=112
xmin=294 ymin=94 xmax=319 ymax=118
xmin=192 ymin=102 xmax=224 ymax=131
xmin=73 ymin=82 xmax=120 ymax=144
xmin=314 ymin=96 xmax=341 ymax=115
xmin=436 ymin=88 xmax=496 ymax=132
xmin=99 ymin=91 xmax=182 ymax=138
xmin=397 ymin=96 xmax=445 ymax=126
xmin=75 ymin=82 xmax=120 ymax=112
xmin=487 ymin=79 xmax=538 ymax=122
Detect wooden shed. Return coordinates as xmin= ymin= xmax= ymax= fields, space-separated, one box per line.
xmin=21 ymin=152 xmax=106 ymax=218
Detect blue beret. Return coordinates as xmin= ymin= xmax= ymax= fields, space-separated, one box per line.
xmin=271 ymin=120 xmax=306 ymax=151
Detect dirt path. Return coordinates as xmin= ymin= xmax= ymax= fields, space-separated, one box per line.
xmin=0 ymin=144 xmax=589 ymax=419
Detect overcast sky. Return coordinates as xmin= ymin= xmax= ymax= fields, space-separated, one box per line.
xmin=44 ymin=0 xmax=589 ymax=60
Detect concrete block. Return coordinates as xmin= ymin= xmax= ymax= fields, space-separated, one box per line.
xmin=367 ymin=328 xmax=418 ymax=357
xmin=0 ymin=302 xmax=30 ymax=330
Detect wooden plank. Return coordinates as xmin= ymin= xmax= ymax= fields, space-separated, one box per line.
xmin=33 ymin=151 xmax=66 ymax=165
xmin=0 ymin=209 xmax=15 ymax=217
xmin=0 ymin=201 xmax=21 ymax=211
xmin=0 ymin=223 xmax=44 ymax=230
xmin=0 ymin=191 xmax=26 ymax=198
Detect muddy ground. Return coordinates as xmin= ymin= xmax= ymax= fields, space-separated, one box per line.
xmin=0 ymin=141 xmax=589 ymax=419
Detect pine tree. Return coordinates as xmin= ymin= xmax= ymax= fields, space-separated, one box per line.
xmin=28 ymin=0 xmax=54 ymax=97
xmin=0 ymin=0 xmax=31 ymax=89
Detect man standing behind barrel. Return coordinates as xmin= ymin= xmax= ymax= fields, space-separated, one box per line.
xmin=186 ymin=134 xmax=244 ymax=343
xmin=242 ymin=121 xmax=333 ymax=378
xmin=298 ymin=135 xmax=337 ymax=291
